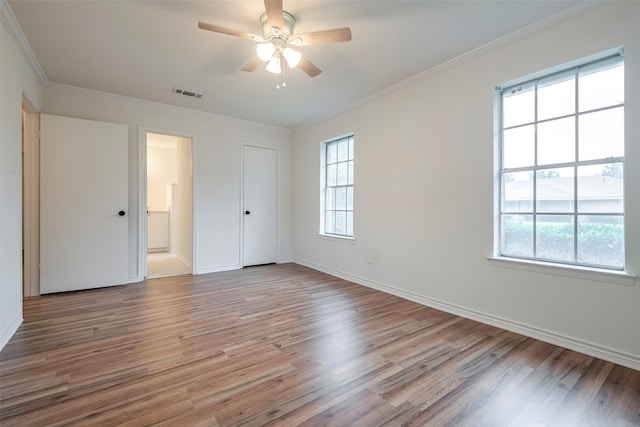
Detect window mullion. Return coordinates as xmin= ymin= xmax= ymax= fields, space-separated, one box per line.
xmin=573 ymin=67 xmax=580 ymax=263
xmin=532 ymin=79 xmax=539 ymax=258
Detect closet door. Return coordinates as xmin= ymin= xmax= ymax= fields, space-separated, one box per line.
xmin=243 ymin=145 xmax=277 ymax=266
xmin=40 ymin=114 xmax=129 ymax=293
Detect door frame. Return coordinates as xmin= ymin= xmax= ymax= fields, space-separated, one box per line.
xmin=240 ymin=142 xmax=280 ymax=267
xmin=137 ymin=127 xmax=196 ymax=280
xmin=22 ymin=98 xmax=39 ymax=297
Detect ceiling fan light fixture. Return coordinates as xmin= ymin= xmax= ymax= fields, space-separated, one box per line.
xmin=266 ymin=56 xmax=281 ymax=74
xmin=283 ymin=47 xmax=301 ymax=68
xmin=256 ymin=42 xmax=276 ymax=62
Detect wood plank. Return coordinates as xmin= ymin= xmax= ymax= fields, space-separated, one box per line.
xmin=1 ymin=263 xmax=638 ymax=426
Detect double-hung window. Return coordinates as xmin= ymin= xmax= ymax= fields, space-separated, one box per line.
xmin=498 ymin=52 xmax=624 ymax=269
xmin=321 ymin=135 xmax=354 ymax=237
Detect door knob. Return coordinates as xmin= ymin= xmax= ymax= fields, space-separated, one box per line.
xmin=118 ymin=210 xmax=126 ymax=217
xmin=245 ymin=210 xmax=251 ymax=215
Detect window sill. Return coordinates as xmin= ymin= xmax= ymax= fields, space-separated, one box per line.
xmin=317 ymin=233 xmax=355 ymax=243
xmin=487 ymin=256 xmax=636 ymax=287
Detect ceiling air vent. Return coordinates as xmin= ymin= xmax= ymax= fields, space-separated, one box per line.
xmin=172 ymin=88 xmax=203 ymax=99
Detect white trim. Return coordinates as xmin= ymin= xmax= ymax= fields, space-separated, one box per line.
xmin=293 ymin=258 xmax=640 ymax=372
xmin=487 ymin=256 xmax=636 ymax=287
xmin=277 ymin=257 xmax=293 ymax=264
xmin=0 ymin=0 xmax=48 ymax=86
xmin=317 ymin=233 xmax=356 ymax=244
xmin=196 ymin=264 xmax=241 ymax=275
xmin=22 ymin=108 xmax=40 ymax=297
xmin=0 ymin=314 xmax=22 ymax=352
xmin=137 ymin=128 xmax=147 ymax=282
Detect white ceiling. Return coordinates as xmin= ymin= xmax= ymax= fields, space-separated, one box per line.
xmin=9 ymin=0 xmax=584 ymax=128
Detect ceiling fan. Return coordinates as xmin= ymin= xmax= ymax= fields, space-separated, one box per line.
xmin=198 ymin=0 xmax=352 ymax=78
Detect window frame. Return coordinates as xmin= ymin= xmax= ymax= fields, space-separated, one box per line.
xmin=494 ymin=49 xmax=627 ymax=274
xmin=320 ymin=134 xmax=355 ymax=239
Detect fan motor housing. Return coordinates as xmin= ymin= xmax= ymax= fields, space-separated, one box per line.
xmin=260 ymin=11 xmax=296 ymax=39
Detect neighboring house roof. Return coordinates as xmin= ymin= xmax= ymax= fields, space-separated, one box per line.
xmin=506 ymin=175 xmax=622 ymax=201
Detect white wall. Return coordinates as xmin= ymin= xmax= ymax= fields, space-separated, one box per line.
xmin=42 ymin=84 xmax=293 ymax=278
xmin=292 ymin=2 xmax=640 ymax=370
xmin=1 ymin=0 xmax=292 ymax=349
xmin=146 ymin=142 xmax=177 ymax=210
xmin=0 ymin=2 xmax=43 ymax=349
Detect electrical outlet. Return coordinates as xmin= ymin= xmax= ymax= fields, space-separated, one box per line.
xmin=366 ymin=253 xmax=373 ymax=264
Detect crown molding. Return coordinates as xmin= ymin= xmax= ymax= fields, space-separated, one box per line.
xmin=294 ymin=0 xmax=605 ymax=131
xmin=1 ymin=0 xmax=48 ymax=86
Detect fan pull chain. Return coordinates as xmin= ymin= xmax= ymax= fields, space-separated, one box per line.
xmin=276 ymin=60 xmax=287 ymax=89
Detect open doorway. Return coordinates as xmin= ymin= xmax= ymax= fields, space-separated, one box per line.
xmin=144 ymin=132 xmax=193 ymax=279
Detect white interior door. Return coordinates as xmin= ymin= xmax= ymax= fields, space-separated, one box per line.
xmin=243 ymin=145 xmax=277 ymax=266
xmin=40 ymin=114 xmax=129 ymax=294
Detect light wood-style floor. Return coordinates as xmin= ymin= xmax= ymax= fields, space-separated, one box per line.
xmin=1 ymin=263 xmax=638 ymax=426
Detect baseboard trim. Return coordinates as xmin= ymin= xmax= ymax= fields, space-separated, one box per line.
xmin=277 ymin=257 xmax=293 ymax=264
xmin=0 ymin=314 xmax=23 ymax=351
xmin=196 ymin=264 xmax=241 ymax=275
xmin=128 ymin=275 xmax=142 ymax=284
xmin=293 ymin=258 xmax=640 ymax=372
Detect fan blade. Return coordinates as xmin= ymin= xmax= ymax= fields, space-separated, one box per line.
xmin=294 ymin=27 xmax=352 ymax=46
xmin=198 ymin=22 xmax=261 ymax=41
xmin=298 ymin=56 xmax=322 ymax=77
xmin=241 ymin=56 xmax=263 ymax=72
xmin=264 ymin=0 xmax=283 ymax=30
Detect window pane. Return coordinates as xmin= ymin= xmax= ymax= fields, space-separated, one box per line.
xmin=327 ymin=142 xmax=337 ymax=164
xmin=337 ymin=139 xmax=349 ymax=162
xmin=503 ymin=171 xmax=532 ymax=213
xmin=325 ymin=211 xmax=335 ymax=234
xmin=337 ymin=162 xmax=348 ymax=185
xmin=346 ymin=212 xmax=353 ymax=236
xmin=348 ymin=138 xmax=354 ymax=160
xmin=347 ymin=160 xmax=354 ymax=185
xmin=538 ymin=71 xmax=575 ymax=121
xmin=325 ymin=188 xmax=335 ymax=210
xmin=502 ymin=214 xmax=533 ymax=257
xmin=327 ymin=164 xmax=337 ymax=186
xmin=536 ymin=214 xmax=574 ymax=262
xmin=503 ymin=125 xmax=535 ymax=168
xmin=503 ymin=84 xmax=535 ymax=128
xmin=536 ymin=167 xmax=574 ymax=213
xmin=577 ymin=215 xmax=623 ymax=268
xmin=579 ymin=58 xmax=624 ymax=112
xmin=578 ymin=107 xmax=624 ymax=161
xmin=346 ymin=186 xmax=353 ymax=211
xmin=499 ymin=55 xmax=624 ymax=269
xmin=537 ymin=117 xmax=575 ymax=165
xmin=335 ymin=211 xmax=346 ymax=235
xmin=577 ymin=164 xmax=623 ymax=213
xmin=335 ymin=187 xmax=346 ymax=210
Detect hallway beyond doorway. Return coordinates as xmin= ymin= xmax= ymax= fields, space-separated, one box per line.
xmin=146 ymin=252 xmax=190 ymax=279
